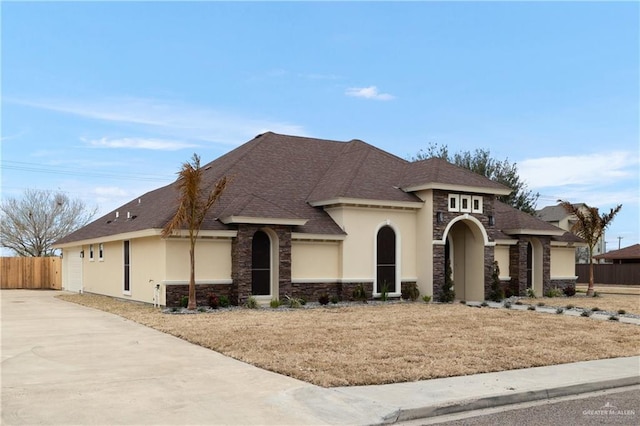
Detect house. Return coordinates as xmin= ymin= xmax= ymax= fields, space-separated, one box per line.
xmin=54 ymin=132 xmax=582 ymax=306
xmin=536 ymin=203 xmax=606 ymax=263
xmin=594 ymin=244 xmax=640 ymax=264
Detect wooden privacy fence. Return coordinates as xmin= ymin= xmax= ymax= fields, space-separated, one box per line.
xmin=576 ymin=263 xmax=639 ymax=285
xmin=0 ymin=257 xmax=62 ymax=289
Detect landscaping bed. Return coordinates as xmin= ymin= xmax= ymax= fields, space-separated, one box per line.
xmin=56 ymin=293 xmax=640 ymax=387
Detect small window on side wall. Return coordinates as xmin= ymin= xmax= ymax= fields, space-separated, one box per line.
xmin=472 ymin=196 xmax=483 ymax=213
xmin=460 ymin=195 xmax=472 ymax=213
xmin=448 ymin=194 xmax=459 ymax=212
xmin=99 ymin=243 xmax=104 ymax=261
xmin=89 ymin=244 xmax=94 ymax=261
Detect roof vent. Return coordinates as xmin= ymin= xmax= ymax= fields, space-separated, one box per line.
xmin=138 ymin=198 xmax=141 ymax=204
xmin=115 ymin=211 xmax=119 ymax=219
xmin=127 ymin=212 xmax=131 ymax=219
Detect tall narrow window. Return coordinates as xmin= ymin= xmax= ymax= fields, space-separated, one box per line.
xmin=251 ymin=231 xmax=271 ymax=296
xmin=376 ymin=226 xmax=396 ymax=294
xmin=98 ymin=243 xmax=104 ymax=261
xmin=123 ymin=240 xmax=131 ymax=294
xmin=89 ymin=244 xmax=94 ymax=261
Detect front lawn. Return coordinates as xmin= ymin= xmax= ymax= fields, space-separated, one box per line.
xmin=57 ymin=293 xmax=640 ymax=387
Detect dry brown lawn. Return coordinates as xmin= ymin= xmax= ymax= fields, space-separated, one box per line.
xmin=57 ymin=294 xmax=640 ymax=387
xmin=521 ymin=293 xmax=640 ymax=314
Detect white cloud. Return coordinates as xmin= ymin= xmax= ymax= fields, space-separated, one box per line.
xmin=8 ymin=96 xmax=307 ymax=145
xmin=94 ymin=186 xmax=129 ymax=197
xmin=86 ymin=137 xmax=199 ymax=151
xmin=345 ymin=86 xmax=395 ymax=101
xmin=519 ymin=151 xmax=639 ymax=188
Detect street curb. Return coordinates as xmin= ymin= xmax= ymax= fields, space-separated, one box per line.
xmin=389 ymin=376 xmax=640 ymax=423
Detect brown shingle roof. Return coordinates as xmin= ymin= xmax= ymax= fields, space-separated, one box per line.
xmin=594 ymin=244 xmax=640 ymax=260
xmin=55 ymin=132 xmax=522 ymax=245
xmin=494 ymin=201 xmax=583 ymax=242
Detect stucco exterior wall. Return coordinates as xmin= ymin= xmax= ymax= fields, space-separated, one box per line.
xmin=414 ymin=190 xmax=434 ymax=296
xmin=164 ymin=238 xmax=232 ymax=282
xmin=291 ymin=240 xmax=340 ymax=281
xmin=130 ymin=236 xmax=165 ymax=304
xmin=551 ymin=246 xmax=577 ymax=278
xmin=324 ymin=205 xmax=418 ymax=283
xmin=494 ymin=245 xmax=511 ymax=278
xmin=82 ymin=240 xmax=128 ymax=300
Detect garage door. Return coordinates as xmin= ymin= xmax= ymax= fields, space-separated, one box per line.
xmin=65 ymin=248 xmax=83 ymax=292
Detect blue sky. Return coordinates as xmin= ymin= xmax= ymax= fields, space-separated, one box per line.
xmin=2 ymin=1 xmax=638 ymax=250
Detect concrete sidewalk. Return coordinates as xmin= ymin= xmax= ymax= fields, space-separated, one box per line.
xmin=2 ymin=290 xmax=638 ymax=425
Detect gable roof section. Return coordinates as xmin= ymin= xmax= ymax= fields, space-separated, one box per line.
xmin=494 ymin=201 xmax=582 ymax=242
xmin=536 ymin=203 xmax=585 ymax=222
xmin=400 ymin=158 xmax=512 ymax=195
xmin=56 ymin=132 xmax=523 ymax=246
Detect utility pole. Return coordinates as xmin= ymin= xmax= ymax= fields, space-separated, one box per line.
xmin=617 ymin=236 xmax=623 ymax=250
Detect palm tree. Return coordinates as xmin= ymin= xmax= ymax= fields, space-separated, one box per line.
xmin=558 ymin=200 xmax=622 ymax=297
xmin=162 ymin=154 xmax=227 ymax=310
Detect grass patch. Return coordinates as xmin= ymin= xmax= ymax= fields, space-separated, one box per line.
xmin=56 ymin=294 xmax=640 ymax=388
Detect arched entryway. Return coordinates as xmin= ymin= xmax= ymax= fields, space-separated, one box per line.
xmin=444 ymin=218 xmax=486 ymax=301
xmin=375 ymin=225 xmax=397 ymax=294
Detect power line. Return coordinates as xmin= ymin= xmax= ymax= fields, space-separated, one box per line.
xmin=1 ymin=160 xmax=174 ymax=183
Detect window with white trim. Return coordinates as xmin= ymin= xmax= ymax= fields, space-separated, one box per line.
xmin=460 ymin=195 xmax=471 ymax=213
xmin=448 ymin=194 xmax=459 ymax=212
xmin=99 ymin=243 xmax=104 ymax=261
xmin=472 ymin=196 xmax=483 ymax=213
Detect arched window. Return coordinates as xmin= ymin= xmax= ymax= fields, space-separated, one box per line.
xmin=376 ymin=226 xmax=396 ymax=294
xmin=251 ymin=231 xmax=271 ymax=295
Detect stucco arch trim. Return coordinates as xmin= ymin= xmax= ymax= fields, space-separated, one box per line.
xmin=433 ymin=214 xmax=495 ymax=247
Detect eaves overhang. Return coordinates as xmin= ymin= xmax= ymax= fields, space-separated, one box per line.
xmin=53 ymin=229 xmax=239 ymax=248
xmin=309 ymin=197 xmax=423 ymax=210
xmin=291 ymin=233 xmax=346 ymax=241
xmin=402 ymin=182 xmax=512 ymax=196
xmin=220 ymin=216 xmax=308 ymax=226
xmin=502 ymin=228 xmax=565 ymax=237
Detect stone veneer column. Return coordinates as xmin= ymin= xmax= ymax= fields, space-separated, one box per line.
xmin=541 ymin=237 xmax=551 ymax=294
xmin=483 ymin=245 xmax=495 ymax=299
xmin=231 ymin=224 xmax=292 ymax=305
xmin=509 ymin=239 xmax=528 ymax=296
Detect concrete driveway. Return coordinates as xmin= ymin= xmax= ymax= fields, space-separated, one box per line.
xmin=1 ymin=290 xmax=391 ymax=425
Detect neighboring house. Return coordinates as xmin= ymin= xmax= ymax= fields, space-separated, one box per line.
xmin=594 ymin=244 xmax=640 ymax=264
xmin=536 ymin=203 xmax=606 ymax=263
xmin=54 ymin=132 xmax=582 ymax=306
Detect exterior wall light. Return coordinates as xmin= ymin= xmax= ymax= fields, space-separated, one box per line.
xmin=488 ymin=215 xmax=495 ymax=226
xmin=436 ymin=212 xmax=444 ymax=223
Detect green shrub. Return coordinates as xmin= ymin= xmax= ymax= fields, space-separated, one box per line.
xmin=618 ymin=309 xmax=626 ymax=315
xmin=556 ymin=307 xmax=564 ymax=314
xmin=218 ymin=295 xmax=230 ymax=308
xmin=563 ymin=285 xmax=576 ymax=297
xmin=593 ymin=291 xmax=601 ymax=298
xmin=526 ymin=288 xmax=536 ymax=298
xmin=246 ymin=296 xmax=258 ymax=309
xmin=504 ymin=301 xmax=512 ymax=309
xmin=459 ymin=300 xmax=466 ymax=304
xmin=402 ymin=283 xmax=420 ymax=301
xmin=379 ymin=281 xmax=390 ymax=301
xmin=330 ymin=295 xmax=339 ymax=304
xmin=352 ymin=283 xmax=367 ymax=303
xmin=537 ymin=302 xmax=545 ymax=307
xmin=437 ymin=259 xmax=455 ymax=303
xmin=581 ymin=310 xmax=592 ymax=317
xmin=591 ymin=307 xmax=600 ymax=312
xmin=197 ymin=307 xmax=207 ymax=312
xmin=270 ymin=298 xmax=281 ymax=308
xmin=544 ymin=288 xmax=563 ymax=298
xmin=489 ymin=261 xmax=504 ymax=302
xmin=318 ymin=293 xmax=330 ymax=305
xmin=515 ymin=300 xmax=523 ymax=305
xmin=480 ymin=301 xmax=489 ymax=307
xmin=528 ymin=305 xmax=536 ymax=311
xmin=299 ymin=297 xmax=307 ymax=306
xmin=422 ymin=295 xmax=432 ymax=303
xmin=285 ymin=295 xmax=302 ymax=308
xmin=566 ymin=304 xmax=575 ymax=309
xmin=609 ymin=315 xmax=619 ymax=321
xmin=180 ymin=295 xmax=189 ymax=308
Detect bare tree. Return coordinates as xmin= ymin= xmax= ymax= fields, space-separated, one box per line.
xmin=1 ymin=189 xmax=97 ymax=257
xmin=558 ymin=200 xmax=622 ymax=296
xmin=161 ymin=154 xmax=227 ymax=310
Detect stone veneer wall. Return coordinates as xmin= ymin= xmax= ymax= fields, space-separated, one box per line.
xmin=231 ymin=224 xmax=292 ymax=305
xmin=432 ymin=190 xmax=497 ymax=300
xmin=290 ymin=281 xmax=374 ymax=302
xmin=165 ymin=283 xmax=234 ymax=308
xmin=508 ymin=237 xmax=551 ymax=296
xmin=547 ymin=278 xmax=577 ymax=293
